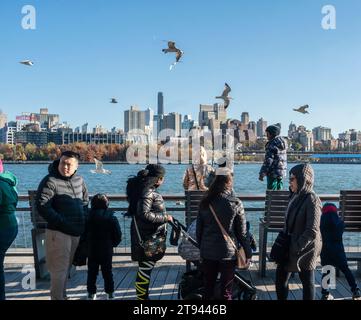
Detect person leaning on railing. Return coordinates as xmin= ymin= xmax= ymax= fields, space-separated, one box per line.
xmin=0 ymin=159 xmax=19 ymax=301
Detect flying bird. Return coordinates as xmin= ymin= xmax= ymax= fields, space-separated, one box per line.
xmin=110 ymin=98 xmax=118 ymax=104
xmin=90 ymin=158 xmax=111 ymax=175
xmin=162 ymin=41 xmax=184 ymax=70
xmin=20 ymin=60 xmax=34 ymax=66
xmin=216 ymin=83 xmax=233 ymax=109
xmin=293 ymin=105 xmax=310 ymax=114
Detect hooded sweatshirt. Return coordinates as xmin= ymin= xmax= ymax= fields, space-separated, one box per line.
xmin=36 ymin=159 xmax=89 ymax=237
xmin=0 ymin=171 xmax=18 ymax=230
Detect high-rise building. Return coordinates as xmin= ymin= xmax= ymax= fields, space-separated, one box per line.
xmin=157 ymin=92 xmax=164 ymax=115
xmin=288 ymin=122 xmax=297 ymax=138
xmin=299 ymin=131 xmax=314 ymax=151
xmin=312 ymin=126 xmax=332 ymax=141
xmin=198 ymin=103 xmax=227 ymax=128
xmin=182 ymin=114 xmax=194 ymax=131
xmin=124 ymin=106 xmax=146 ymax=133
xmin=248 ymin=121 xmax=257 ymax=136
xmin=30 ymin=108 xmax=60 ymax=130
xmin=82 ymin=123 xmax=88 ymax=134
xmin=0 ymin=110 xmax=7 ymax=129
xmin=241 ymin=112 xmax=250 ymax=126
xmin=256 ymin=118 xmax=267 ymax=138
xmin=159 ymin=112 xmax=182 ymax=137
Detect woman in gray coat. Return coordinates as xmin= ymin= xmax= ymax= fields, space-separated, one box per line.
xmin=275 ymin=163 xmax=322 ymax=300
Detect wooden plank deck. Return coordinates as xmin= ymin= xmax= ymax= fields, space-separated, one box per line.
xmin=4 ymin=255 xmax=361 ymax=300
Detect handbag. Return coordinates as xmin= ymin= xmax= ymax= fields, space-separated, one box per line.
xmin=270 ymin=194 xmax=309 ymax=264
xmin=133 ymin=216 xmax=167 ymax=260
xmin=209 ymin=204 xmax=249 ymax=270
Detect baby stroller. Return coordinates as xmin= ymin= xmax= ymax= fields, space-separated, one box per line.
xmin=169 ymin=219 xmax=258 ymax=300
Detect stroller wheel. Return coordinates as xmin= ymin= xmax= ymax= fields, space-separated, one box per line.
xmin=243 ymin=290 xmax=258 ymax=300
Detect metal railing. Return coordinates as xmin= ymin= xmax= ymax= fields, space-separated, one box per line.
xmin=11 ymin=193 xmax=342 ymax=255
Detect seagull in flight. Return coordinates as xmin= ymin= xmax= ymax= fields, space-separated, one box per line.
xmin=110 ymin=98 xmax=118 ymax=104
xmin=90 ymin=158 xmax=111 ymax=175
xmin=216 ymin=83 xmax=233 ymax=109
xmin=20 ymin=60 xmax=34 ymax=66
xmin=162 ymin=41 xmax=184 ymax=70
xmin=293 ymin=105 xmax=309 ymax=114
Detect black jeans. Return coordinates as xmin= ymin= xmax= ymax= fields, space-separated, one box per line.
xmin=87 ymin=256 xmax=114 ymax=294
xmin=202 ymin=259 xmax=236 ymax=300
xmin=276 ymin=264 xmax=315 ymax=300
xmin=0 ymin=226 xmax=18 ymax=300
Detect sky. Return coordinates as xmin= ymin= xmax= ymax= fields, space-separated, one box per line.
xmin=0 ymin=0 xmax=360 ymax=136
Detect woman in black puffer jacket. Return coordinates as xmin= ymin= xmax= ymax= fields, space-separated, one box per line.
xmin=196 ymin=170 xmax=252 ymax=300
xmin=126 ymin=164 xmax=173 ymax=300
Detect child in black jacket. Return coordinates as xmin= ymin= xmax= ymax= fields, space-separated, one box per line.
xmin=87 ymin=194 xmax=122 ymax=300
xmin=320 ymin=203 xmax=360 ymax=300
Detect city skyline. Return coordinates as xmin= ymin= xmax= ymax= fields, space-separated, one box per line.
xmin=0 ymin=0 xmax=361 ymax=135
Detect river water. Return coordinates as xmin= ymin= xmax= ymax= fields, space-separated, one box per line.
xmin=6 ymin=163 xmax=361 ymax=249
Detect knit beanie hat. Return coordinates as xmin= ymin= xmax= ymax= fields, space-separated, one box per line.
xmin=322 ymin=203 xmax=338 ymax=215
xmin=145 ymin=164 xmax=165 ymax=178
xmin=266 ymin=125 xmax=281 ymax=138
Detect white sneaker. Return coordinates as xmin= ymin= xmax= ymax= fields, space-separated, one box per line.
xmin=88 ymin=293 xmax=97 ymax=300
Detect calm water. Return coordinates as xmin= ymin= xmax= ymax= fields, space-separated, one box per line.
xmin=7 ymin=162 xmax=361 ymax=195
xmin=7 ymin=163 xmax=361 ymax=249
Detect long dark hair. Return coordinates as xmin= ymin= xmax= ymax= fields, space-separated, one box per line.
xmin=200 ymin=173 xmax=233 ymax=209
xmin=126 ymin=165 xmax=165 ymax=216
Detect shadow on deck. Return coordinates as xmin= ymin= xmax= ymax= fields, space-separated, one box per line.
xmin=4 ymin=255 xmax=361 ymax=300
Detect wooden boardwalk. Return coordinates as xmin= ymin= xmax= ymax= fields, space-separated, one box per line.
xmin=4 ymin=255 xmax=361 ymax=300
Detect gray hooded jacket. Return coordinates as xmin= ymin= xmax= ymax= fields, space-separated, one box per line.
xmin=284 ymin=164 xmax=322 ymax=272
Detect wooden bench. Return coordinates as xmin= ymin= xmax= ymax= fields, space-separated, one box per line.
xmin=258 ymin=190 xmax=289 ymax=277
xmin=184 ymin=190 xmax=206 ymax=271
xmin=339 ymin=190 xmax=361 ymax=274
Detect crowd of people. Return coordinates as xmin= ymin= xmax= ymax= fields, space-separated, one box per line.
xmin=0 ymin=124 xmax=360 ymax=300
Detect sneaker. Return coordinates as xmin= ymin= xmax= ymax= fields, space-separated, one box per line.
xmin=106 ymin=293 xmax=114 ymax=300
xmin=321 ymin=293 xmax=334 ymax=300
xmin=87 ymin=293 xmax=97 ymax=300
xmin=352 ymin=288 xmax=361 ymax=300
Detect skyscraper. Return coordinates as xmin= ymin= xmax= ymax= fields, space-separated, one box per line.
xmin=241 ymin=112 xmax=250 ymax=126
xmin=124 ymin=106 xmax=146 ymax=133
xmin=257 ymin=118 xmax=268 ymax=138
xmin=158 ymin=92 xmax=164 ymax=115
xmin=0 ymin=110 xmax=7 ymax=129
xmin=159 ymin=112 xmax=182 ymax=137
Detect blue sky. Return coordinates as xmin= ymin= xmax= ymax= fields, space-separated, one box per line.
xmin=0 ymin=0 xmax=360 ymax=136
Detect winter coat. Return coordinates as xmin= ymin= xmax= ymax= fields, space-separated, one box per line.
xmin=0 ymin=171 xmax=18 ymax=230
xmin=183 ymin=164 xmax=215 ymax=191
xmin=130 ymin=187 xmax=168 ymax=262
xmin=87 ymin=209 xmax=122 ymax=260
xmin=259 ymin=136 xmax=287 ymax=179
xmin=36 ymin=159 xmax=89 ymax=237
xmin=320 ymin=211 xmax=347 ymax=268
xmin=283 ymin=164 xmax=322 ymax=272
xmin=196 ymin=190 xmax=252 ymax=261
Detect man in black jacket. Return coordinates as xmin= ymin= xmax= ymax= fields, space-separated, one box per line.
xmin=36 ymin=151 xmax=89 ymax=300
